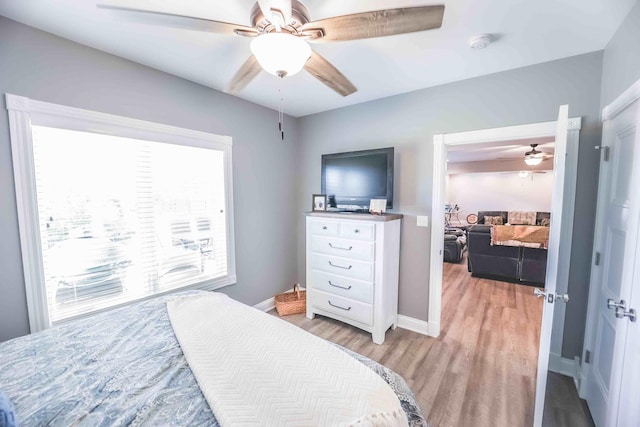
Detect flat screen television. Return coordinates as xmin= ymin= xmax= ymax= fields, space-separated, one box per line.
xmin=321 ymin=147 xmax=394 ymax=211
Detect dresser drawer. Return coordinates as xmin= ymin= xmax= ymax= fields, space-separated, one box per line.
xmin=311 ymin=235 xmax=374 ymax=261
xmin=309 ymin=219 xmax=339 ymax=237
xmin=310 ymin=253 xmax=374 ymax=282
xmin=310 ymin=270 xmax=373 ymax=304
xmin=339 ymin=221 xmax=375 ymax=241
xmin=312 ymin=289 xmax=373 ymax=325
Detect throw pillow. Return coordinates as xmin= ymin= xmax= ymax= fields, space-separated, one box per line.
xmin=0 ymin=389 xmax=17 ymax=427
xmin=484 ymin=215 xmax=503 ymax=225
xmin=508 ymin=211 xmax=536 ymax=225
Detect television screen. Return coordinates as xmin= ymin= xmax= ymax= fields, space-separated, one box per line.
xmin=321 ymin=147 xmax=394 ymax=210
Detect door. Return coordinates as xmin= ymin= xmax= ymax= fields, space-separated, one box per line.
xmin=582 ymin=89 xmax=640 ymax=426
xmin=532 ymin=105 xmax=570 ymax=426
xmin=613 ymin=234 xmax=640 ymax=426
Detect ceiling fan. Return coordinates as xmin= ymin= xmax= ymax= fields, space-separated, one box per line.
xmin=524 ymin=143 xmax=553 ymax=166
xmin=98 ymin=0 xmax=445 ymax=97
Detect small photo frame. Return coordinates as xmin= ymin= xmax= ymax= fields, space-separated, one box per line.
xmin=369 ymin=199 xmax=387 ymax=215
xmin=312 ymin=194 xmax=327 ymax=211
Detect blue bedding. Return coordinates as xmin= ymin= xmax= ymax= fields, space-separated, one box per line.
xmin=0 ymin=291 xmax=426 ymax=426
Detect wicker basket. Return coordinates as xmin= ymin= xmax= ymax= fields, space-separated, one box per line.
xmin=274 ymin=284 xmax=306 ymax=316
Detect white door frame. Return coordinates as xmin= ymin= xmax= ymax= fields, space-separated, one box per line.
xmin=429 ymin=117 xmax=582 ymax=369
xmin=581 ymin=78 xmax=640 ymax=424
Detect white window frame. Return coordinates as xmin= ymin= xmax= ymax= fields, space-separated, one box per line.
xmin=6 ymin=93 xmax=237 ymax=333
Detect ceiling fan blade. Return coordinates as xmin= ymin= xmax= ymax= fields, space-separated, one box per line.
xmin=98 ymin=3 xmax=259 ymax=37
xmin=301 ymin=5 xmax=444 ymax=42
xmin=258 ymin=0 xmax=292 ymax=25
xmin=304 ymin=50 xmax=356 ymax=97
xmin=226 ymin=55 xmax=262 ymax=94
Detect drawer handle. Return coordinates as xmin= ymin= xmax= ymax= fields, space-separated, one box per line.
xmin=328 ymin=280 xmax=352 ymax=290
xmin=322 ymin=226 xmax=328 ymax=230
xmin=328 ymin=300 xmax=352 ymax=311
xmin=328 ymin=261 xmax=352 ymax=270
xmin=329 ymin=243 xmax=352 ymax=251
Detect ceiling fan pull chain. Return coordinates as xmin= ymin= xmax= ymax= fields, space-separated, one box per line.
xmin=278 ymin=76 xmax=285 ymax=141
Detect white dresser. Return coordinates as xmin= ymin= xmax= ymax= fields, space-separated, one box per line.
xmin=305 ymin=212 xmax=402 ymax=344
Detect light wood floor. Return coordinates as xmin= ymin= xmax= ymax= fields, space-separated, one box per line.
xmin=278 ymin=256 xmax=545 ymax=427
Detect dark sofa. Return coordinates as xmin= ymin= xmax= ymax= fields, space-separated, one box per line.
xmin=476 ymin=210 xmax=551 ymax=226
xmin=467 ymin=224 xmax=548 ymax=285
xmin=444 ymin=228 xmax=466 ymax=263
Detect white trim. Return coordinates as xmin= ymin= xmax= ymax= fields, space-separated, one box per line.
xmin=7 ymin=99 xmax=50 ymax=333
xmin=429 ymin=117 xmax=581 ymax=346
xmin=602 ymin=77 xmax=640 ymax=121
xmin=6 ymin=93 xmax=237 ymax=333
xmin=428 ymin=134 xmax=446 ymax=338
xmin=549 ymin=353 xmax=579 ymax=378
xmin=254 ymin=296 xmax=276 ymax=313
xmin=441 ymin=118 xmax=582 ymax=146
xmin=549 ymin=353 xmax=582 ymax=392
xmin=396 ymin=314 xmax=438 ymax=336
xmin=582 ymin=77 xmax=640 ymax=425
xmin=5 ymin=94 xmax=231 ymax=146
xmin=430 ymin=115 xmax=581 ymax=427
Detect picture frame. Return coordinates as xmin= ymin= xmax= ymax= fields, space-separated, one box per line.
xmin=312 ymin=194 xmax=327 ymax=212
xmin=369 ymin=199 xmax=387 ymax=215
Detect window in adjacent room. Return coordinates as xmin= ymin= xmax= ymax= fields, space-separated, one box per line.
xmin=7 ymin=94 xmax=236 ymax=331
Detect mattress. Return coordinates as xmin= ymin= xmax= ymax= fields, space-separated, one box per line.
xmin=0 ymin=291 xmax=426 ymax=426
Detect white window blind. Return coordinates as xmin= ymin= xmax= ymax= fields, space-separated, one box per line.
xmin=8 ymin=95 xmax=236 ymax=331
xmin=29 ymin=125 xmax=231 ymax=323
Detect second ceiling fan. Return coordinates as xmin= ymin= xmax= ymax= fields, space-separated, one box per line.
xmin=100 ymin=0 xmax=445 ymax=96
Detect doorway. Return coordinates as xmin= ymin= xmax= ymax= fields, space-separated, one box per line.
xmin=430 ymin=113 xmax=582 ymax=425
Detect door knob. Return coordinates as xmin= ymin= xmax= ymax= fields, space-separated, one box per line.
xmin=607 ymin=299 xmax=626 ymax=310
xmin=534 ymin=288 xmax=554 ymax=303
xmin=534 ymin=288 xmax=546 ymax=298
xmin=615 ymin=307 xmax=637 ymax=322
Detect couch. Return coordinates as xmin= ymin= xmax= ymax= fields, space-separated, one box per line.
xmin=467 ymin=215 xmax=549 ymax=285
xmin=444 ymin=228 xmax=466 ymax=263
xmin=476 ymin=210 xmax=550 ymax=226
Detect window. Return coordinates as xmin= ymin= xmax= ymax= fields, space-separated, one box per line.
xmin=7 ymin=94 xmax=236 ymax=331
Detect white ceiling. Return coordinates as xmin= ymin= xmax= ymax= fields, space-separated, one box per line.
xmin=0 ymin=0 xmax=635 ymax=117
xmin=447 ymin=139 xmax=556 ymax=174
xmin=447 ymin=137 xmax=555 ymax=163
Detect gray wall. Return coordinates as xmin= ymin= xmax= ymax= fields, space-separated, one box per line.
xmin=297 ymin=52 xmax=604 ymax=360
xmin=0 ymin=16 xmax=300 ymax=342
xmin=601 ymin=0 xmax=640 ymax=107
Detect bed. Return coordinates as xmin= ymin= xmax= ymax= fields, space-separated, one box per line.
xmin=0 ymin=291 xmax=426 ymax=426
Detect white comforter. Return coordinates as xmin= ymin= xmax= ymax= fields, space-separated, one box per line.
xmin=167 ymin=293 xmax=408 ymax=427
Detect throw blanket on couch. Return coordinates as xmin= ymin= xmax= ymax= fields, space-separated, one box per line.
xmin=168 ymin=293 xmax=409 ymax=427
xmin=491 ymin=225 xmax=550 ymax=249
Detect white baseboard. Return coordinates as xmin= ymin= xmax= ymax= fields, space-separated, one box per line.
xmin=253 ymin=296 xmax=275 ymax=312
xmin=255 ymin=296 xmax=437 ymax=339
xmin=253 ymin=285 xmax=305 ymax=313
xmin=549 ymin=352 xmax=577 ymax=377
xmin=397 ymin=315 xmax=438 ymax=337
xmin=549 ymin=352 xmax=582 ymax=392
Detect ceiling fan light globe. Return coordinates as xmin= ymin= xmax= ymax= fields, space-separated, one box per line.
xmin=250 ymin=33 xmax=311 ymax=77
xmin=524 ymin=156 xmax=543 ymax=166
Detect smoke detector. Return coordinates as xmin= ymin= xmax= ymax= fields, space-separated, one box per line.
xmin=469 ymin=34 xmax=493 ymax=49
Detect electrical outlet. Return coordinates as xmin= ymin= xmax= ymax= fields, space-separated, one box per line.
xmin=417 ymin=216 xmax=429 ymax=227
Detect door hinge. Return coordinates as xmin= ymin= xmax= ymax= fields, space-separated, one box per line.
xmin=595 ymin=145 xmax=609 ymax=161
xmin=595 ymin=251 xmax=601 ymax=266
xmin=585 ymin=350 xmax=591 ymax=364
